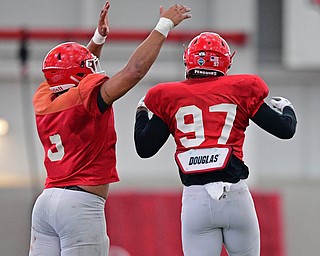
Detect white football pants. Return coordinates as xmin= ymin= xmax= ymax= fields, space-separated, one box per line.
xmin=29 ymin=188 xmax=109 ymax=256
xmin=181 ymin=180 xmax=260 ymax=256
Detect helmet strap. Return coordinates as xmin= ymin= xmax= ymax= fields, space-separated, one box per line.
xmin=70 ymin=76 xmax=80 ymax=84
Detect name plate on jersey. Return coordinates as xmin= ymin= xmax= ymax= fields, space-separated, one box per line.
xmin=175 ymin=147 xmax=232 ymax=174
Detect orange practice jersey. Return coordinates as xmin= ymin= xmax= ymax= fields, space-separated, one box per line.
xmin=33 ymin=74 xmax=119 ymax=188
xmin=144 ymin=74 xmax=269 ymax=160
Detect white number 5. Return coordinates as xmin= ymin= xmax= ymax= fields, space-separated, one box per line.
xmin=47 ymin=134 xmax=65 ymax=162
xmin=175 ymin=103 xmax=237 ymax=148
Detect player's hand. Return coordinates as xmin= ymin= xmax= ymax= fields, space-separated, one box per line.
xmin=270 ymin=96 xmax=294 ymax=113
xmin=160 ymin=4 xmax=191 ymax=27
xmin=97 ymin=1 xmax=110 ymax=37
xmin=136 ymin=96 xmax=150 ymax=113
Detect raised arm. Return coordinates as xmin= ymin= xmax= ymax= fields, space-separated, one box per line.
xmin=86 ymin=1 xmax=110 ymax=58
xmin=251 ymin=97 xmax=297 ymax=139
xmin=100 ymin=4 xmax=191 ymax=105
xmin=134 ymin=97 xmax=170 ymax=158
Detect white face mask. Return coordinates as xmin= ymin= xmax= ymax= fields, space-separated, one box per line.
xmin=86 ymin=56 xmax=105 ymax=75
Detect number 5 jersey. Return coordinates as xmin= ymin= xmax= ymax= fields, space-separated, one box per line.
xmin=33 ymin=74 xmax=120 ymax=188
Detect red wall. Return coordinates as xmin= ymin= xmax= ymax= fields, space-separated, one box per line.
xmin=105 ymin=190 xmax=285 ymax=256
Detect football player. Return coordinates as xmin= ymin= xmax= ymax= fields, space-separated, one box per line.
xmin=29 ymin=2 xmax=191 ymax=256
xmin=134 ymin=32 xmax=297 ymax=256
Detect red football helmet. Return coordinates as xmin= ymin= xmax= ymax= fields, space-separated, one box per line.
xmin=183 ymin=32 xmax=235 ymax=78
xmin=42 ymin=42 xmax=104 ymax=93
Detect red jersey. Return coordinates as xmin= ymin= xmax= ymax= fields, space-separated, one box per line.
xmin=144 ymin=74 xmax=269 ymax=161
xmin=33 ymin=74 xmax=119 ymax=188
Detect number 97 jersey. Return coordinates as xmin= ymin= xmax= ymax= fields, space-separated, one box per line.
xmin=144 ymin=74 xmax=269 ymax=162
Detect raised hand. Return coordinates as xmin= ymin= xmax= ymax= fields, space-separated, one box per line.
xmin=160 ymin=4 xmax=192 ymax=27
xmin=97 ymin=1 xmax=110 ymax=37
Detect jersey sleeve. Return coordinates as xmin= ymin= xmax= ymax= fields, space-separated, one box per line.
xmin=33 ymin=81 xmax=53 ymax=113
xmin=248 ymin=75 xmax=269 ymax=117
xmin=144 ymin=85 xmax=167 ymax=120
xmin=78 ymin=74 xmax=109 ymax=116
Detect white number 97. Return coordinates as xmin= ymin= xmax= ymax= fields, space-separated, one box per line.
xmin=175 ymin=104 xmax=237 ymax=148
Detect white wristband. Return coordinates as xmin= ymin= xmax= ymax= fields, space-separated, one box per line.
xmin=92 ymin=28 xmax=107 ymax=45
xmin=154 ymin=17 xmax=174 ymax=37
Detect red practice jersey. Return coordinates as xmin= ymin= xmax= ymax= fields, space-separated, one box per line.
xmin=33 ymin=74 xmax=119 ymax=188
xmin=144 ymin=74 xmax=269 ymax=161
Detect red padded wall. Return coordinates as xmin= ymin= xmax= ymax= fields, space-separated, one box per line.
xmin=105 ymin=190 xmax=285 ymax=256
